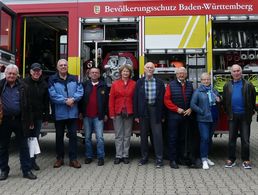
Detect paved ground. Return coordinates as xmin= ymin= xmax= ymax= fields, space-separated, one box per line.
xmin=1 ymin=121 xmax=258 ymax=195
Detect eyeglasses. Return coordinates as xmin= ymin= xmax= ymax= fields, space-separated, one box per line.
xmin=59 ymin=64 xmax=67 ymax=67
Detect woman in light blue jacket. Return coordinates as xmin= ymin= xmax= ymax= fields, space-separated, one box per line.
xmin=190 ymin=73 xmax=221 ymax=170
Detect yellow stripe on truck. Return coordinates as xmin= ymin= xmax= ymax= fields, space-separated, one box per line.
xmin=186 ymin=16 xmax=206 ymax=48
xmin=68 ymin=57 xmax=80 ymax=76
xmin=145 ymin=16 xmax=189 ymax=35
xmin=178 ymin=16 xmax=197 ymax=48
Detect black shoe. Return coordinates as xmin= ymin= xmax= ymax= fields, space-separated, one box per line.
xmin=0 ymin=171 xmax=8 ymax=181
xmin=32 ymin=162 xmax=40 ymax=171
xmin=170 ymin=161 xmax=179 ymax=169
xmin=84 ymin=158 xmax=93 ymax=164
xmin=114 ymin=158 xmax=122 ymax=165
xmin=23 ymin=171 xmax=37 ymax=180
xmin=123 ymin=158 xmax=130 ymax=164
xmin=98 ymin=158 xmax=104 ymax=166
xmin=138 ymin=159 xmax=148 ymax=166
xmin=156 ymin=160 xmax=163 ymax=168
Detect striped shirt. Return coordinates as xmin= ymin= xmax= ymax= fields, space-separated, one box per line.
xmin=145 ymin=77 xmax=156 ymax=104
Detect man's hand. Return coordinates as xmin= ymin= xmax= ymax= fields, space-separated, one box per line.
xmin=104 ymin=115 xmax=108 ymax=122
xmin=177 ymin=108 xmax=185 ymax=114
xmin=66 ymin=98 xmax=75 ymax=107
xmin=183 ymin=108 xmax=192 ymax=116
xmin=135 ymin=118 xmax=140 ymax=123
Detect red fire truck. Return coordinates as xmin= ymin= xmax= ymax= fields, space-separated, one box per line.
xmin=2 ymin=0 xmax=258 ymax=133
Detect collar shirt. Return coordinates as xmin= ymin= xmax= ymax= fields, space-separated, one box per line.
xmin=145 ymin=77 xmax=156 ymax=105
xmin=2 ymin=82 xmax=21 ymax=116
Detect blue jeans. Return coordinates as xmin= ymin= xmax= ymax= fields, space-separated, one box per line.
xmin=83 ymin=117 xmax=105 ymax=159
xmin=198 ymin=122 xmax=213 ymax=161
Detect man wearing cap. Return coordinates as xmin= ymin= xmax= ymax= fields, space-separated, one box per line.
xmin=24 ymin=63 xmax=49 ymax=171
xmin=48 ymin=59 xmax=83 ymax=168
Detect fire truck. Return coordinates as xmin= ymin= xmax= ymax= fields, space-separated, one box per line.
xmin=2 ymin=0 xmax=258 ymax=133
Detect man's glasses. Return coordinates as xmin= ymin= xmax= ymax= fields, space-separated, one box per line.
xmin=59 ymin=64 xmax=67 ymax=67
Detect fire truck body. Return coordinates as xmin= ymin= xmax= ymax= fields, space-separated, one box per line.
xmin=2 ymin=0 xmax=258 ymax=133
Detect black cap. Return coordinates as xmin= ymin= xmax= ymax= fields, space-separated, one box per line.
xmin=30 ymin=63 xmax=42 ymax=70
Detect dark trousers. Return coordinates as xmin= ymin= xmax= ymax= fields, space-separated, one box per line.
xmin=228 ymin=113 xmax=251 ymax=162
xmin=0 ymin=117 xmax=31 ymax=174
xmin=167 ymin=116 xmax=191 ymax=162
xmin=55 ymin=119 xmax=78 ymax=161
xmin=140 ymin=105 xmax=163 ymax=161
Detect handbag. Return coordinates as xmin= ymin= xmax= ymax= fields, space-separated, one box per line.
xmin=28 ymin=137 xmax=41 ymax=158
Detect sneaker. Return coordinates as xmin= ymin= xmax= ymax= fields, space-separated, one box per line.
xmin=138 ymin=159 xmax=148 ymax=166
xmin=225 ymin=160 xmax=236 ymax=168
xmin=202 ymin=161 xmax=209 ymax=170
xmin=207 ymin=159 xmax=215 ymax=166
xmin=242 ymin=161 xmax=252 ymax=169
xmin=156 ymin=160 xmax=163 ymax=168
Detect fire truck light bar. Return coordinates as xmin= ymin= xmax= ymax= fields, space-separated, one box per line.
xmin=230 ymin=15 xmax=248 ymax=20
xmin=146 ymin=49 xmax=205 ymax=54
xmin=81 ymin=17 xmax=138 ymax=23
xmin=214 ymin=15 xmax=258 ymax=21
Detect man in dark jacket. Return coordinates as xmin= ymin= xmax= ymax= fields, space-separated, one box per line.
xmin=0 ymin=64 xmax=37 ymax=180
xmin=79 ymin=67 xmax=108 ymax=166
xmin=164 ymin=67 xmax=195 ymax=169
xmin=134 ymin=62 xmax=165 ymax=168
xmin=24 ymin=63 xmax=49 ymax=171
xmin=223 ymin=64 xmax=256 ymax=169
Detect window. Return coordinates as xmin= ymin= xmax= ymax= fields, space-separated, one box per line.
xmin=0 ymin=10 xmax=12 ymax=51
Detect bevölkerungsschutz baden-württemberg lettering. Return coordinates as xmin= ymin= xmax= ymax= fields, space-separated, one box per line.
xmin=104 ymin=3 xmax=253 ymax=14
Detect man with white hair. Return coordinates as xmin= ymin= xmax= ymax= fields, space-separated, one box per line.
xmin=134 ymin=62 xmax=165 ymax=168
xmin=49 ymin=59 xmax=83 ymax=169
xmin=0 ymin=64 xmax=37 ymax=180
xmin=164 ymin=67 xmax=195 ymax=169
xmin=223 ymin=64 xmax=256 ymax=169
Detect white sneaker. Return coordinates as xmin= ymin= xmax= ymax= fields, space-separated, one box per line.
xmin=202 ymin=161 xmax=209 ymax=170
xmin=207 ymin=159 xmax=215 ymax=166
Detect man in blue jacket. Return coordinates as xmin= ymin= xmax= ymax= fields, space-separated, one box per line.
xmin=79 ymin=67 xmax=108 ymax=166
xmin=48 ymin=59 xmax=83 ymax=169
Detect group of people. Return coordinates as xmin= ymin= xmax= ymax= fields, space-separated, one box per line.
xmin=0 ymin=60 xmax=256 ymax=181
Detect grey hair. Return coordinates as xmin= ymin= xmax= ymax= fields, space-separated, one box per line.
xmin=200 ymin=72 xmax=210 ymax=79
xmin=175 ymin=67 xmax=187 ymax=74
xmin=231 ymin=64 xmax=242 ymax=73
xmin=144 ymin=62 xmax=155 ymax=68
xmin=5 ymin=64 xmax=19 ymax=74
xmin=57 ymin=59 xmax=68 ymax=66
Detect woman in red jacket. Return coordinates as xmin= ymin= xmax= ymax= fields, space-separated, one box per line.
xmin=109 ymin=64 xmax=136 ymax=164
